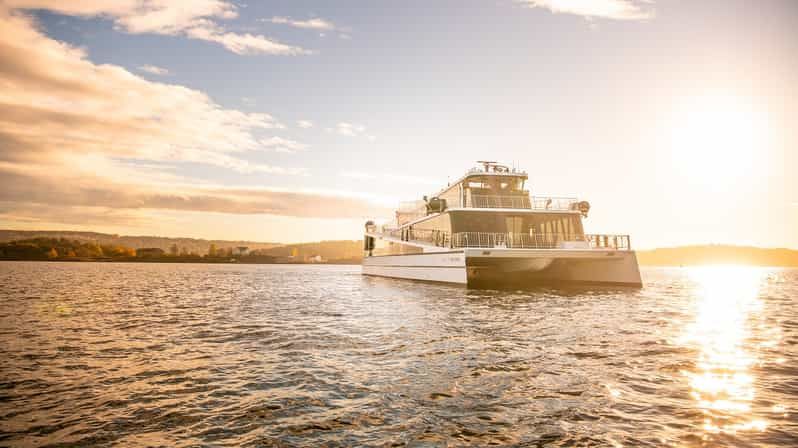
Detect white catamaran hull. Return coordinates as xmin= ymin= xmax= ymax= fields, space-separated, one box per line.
xmin=362 ymin=248 xmax=642 ymax=287
xmin=362 ymin=251 xmax=467 ymax=284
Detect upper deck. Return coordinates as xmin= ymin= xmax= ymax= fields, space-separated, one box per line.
xmin=367 ymin=161 xmax=632 ymax=253
xmin=436 ymin=161 xmax=529 ymax=209
xmin=395 ymin=161 xmax=584 ymax=225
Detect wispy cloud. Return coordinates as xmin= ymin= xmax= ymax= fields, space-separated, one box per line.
xmin=268 ymin=16 xmax=337 ymax=31
xmin=0 ymin=6 xmax=290 ymax=171
xmin=184 ymin=20 xmax=309 ymax=55
xmin=259 ymin=136 xmax=308 ymax=153
xmin=0 ymin=166 xmax=390 ymax=219
xmin=333 ymin=122 xmax=366 ymax=137
xmin=297 ymin=120 xmax=313 ymax=129
xmin=517 ymin=0 xmax=655 ymax=21
xmin=0 ymin=5 xmax=389 ymax=223
xmin=0 ymin=201 xmax=148 ymax=227
xmin=138 ymin=64 xmax=169 ymax=76
xmin=6 ymin=0 xmax=309 ymax=55
xmin=0 ymin=7 xmax=390 ymax=225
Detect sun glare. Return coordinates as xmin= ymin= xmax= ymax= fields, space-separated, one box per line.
xmin=679 ymin=265 xmax=776 ymax=435
xmin=670 ymin=94 xmax=768 ymax=189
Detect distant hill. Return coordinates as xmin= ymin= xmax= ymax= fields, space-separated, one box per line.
xmin=637 ymin=245 xmax=798 ymax=267
xmin=256 ymin=240 xmax=363 ymax=261
xmin=0 ymin=230 xmax=280 ymax=255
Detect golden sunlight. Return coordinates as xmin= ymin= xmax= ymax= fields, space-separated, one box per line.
xmin=679 ymin=265 xmax=773 ymax=435
xmin=670 ymin=93 xmax=769 ymax=189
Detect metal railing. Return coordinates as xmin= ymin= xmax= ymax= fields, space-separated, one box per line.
xmin=466 ymin=167 xmax=527 ymax=175
xmin=381 ymin=227 xmax=451 ymax=247
xmin=467 ymin=194 xmax=578 ymax=210
xmin=586 ymin=234 xmax=631 ymax=250
xmin=531 ymin=196 xmax=579 ymax=211
xmin=369 ymin=226 xmax=631 ymax=250
xmin=468 ymin=195 xmax=531 ymax=209
xmin=451 ymin=232 xmax=630 ymax=250
xmin=451 ymin=232 xmax=583 ymax=249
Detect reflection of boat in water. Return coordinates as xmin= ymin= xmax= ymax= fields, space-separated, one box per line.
xmin=362 ymin=161 xmax=642 ymax=287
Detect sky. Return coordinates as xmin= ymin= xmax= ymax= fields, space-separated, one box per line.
xmin=0 ymin=0 xmax=796 ymax=248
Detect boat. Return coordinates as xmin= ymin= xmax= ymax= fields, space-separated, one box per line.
xmin=362 ymin=161 xmax=642 ymax=288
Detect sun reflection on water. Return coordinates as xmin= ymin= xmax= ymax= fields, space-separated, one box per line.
xmin=679 ymin=265 xmax=771 ymax=435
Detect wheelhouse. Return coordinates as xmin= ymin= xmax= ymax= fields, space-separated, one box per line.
xmin=436 ymin=161 xmax=530 ymax=210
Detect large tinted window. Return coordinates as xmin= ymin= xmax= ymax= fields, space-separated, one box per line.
xmin=450 ymin=211 xmax=583 ymax=237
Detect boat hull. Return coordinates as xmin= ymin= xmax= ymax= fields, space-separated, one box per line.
xmin=362 ymin=248 xmax=642 ymax=288
xmin=361 ymin=251 xmax=468 ymax=284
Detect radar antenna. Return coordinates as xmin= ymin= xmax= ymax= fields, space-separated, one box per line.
xmin=476 ymin=160 xmax=497 ymax=172
xmin=476 ymin=160 xmax=511 ymax=173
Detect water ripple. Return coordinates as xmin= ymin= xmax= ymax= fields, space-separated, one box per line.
xmin=0 ymin=262 xmax=797 ymax=446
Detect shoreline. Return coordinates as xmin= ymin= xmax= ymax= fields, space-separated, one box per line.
xmin=2 ymin=258 xmax=797 ymax=268
xmin=0 ymin=257 xmax=361 ymax=265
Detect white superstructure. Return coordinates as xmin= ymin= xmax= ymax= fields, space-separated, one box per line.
xmin=362 ymin=161 xmax=642 ymax=287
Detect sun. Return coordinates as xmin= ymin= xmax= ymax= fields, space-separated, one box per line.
xmin=669 ymin=93 xmax=768 ymax=188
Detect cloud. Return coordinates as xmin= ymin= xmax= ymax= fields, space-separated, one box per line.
xmin=0 ymin=7 xmax=287 ymax=167
xmin=0 ymin=4 xmax=392 ymax=229
xmin=183 ymin=20 xmax=308 ymax=55
xmin=334 ymin=122 xmax=366 ymax=137
xmin=518 ymin=0 xmax=654 ymax=21
xmin=0 ymin=5 xmax=391 ymax=241
xmin=0 ymin=167 xmax=390 ymax=219
xmin=0 ymin=8 xmax=389 ymax=224
xmin=0 ymin=201 xmax=148 ymax=227
xmin=138 ymin=64 xmax=169 ymax=75
xmin=296 ymin=120 xmax=313 ymax=129
xmin=6 ymin=0 xmax=309 ymax=55
xmin=268 ymin=16 xmax=336 ymax=31
xmin=259 ymin=136 xmax=308 ymax=153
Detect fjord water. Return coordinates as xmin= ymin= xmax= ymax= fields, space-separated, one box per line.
xmin=1 ymin=262 xmax=796 ymax=447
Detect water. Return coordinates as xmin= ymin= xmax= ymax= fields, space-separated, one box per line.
xmin=0 ymin=262 xmax=796 ymax=447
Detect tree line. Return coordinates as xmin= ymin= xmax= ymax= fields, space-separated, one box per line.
xmin=0 ymin=237 xmax=365 ymax=264
xmin=0 ymin=238 xmax=136 ymax=260
xmin=0 ymin=238 xmax=249 ymax=261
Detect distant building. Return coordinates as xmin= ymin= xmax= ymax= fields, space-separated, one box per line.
xmin=136 ymin=247 xmax=165 ymax=258
xmin=305 ymin=254 xmax=325 ymax=263
xmin=233 ymin=246 xmax=249 ymax=256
